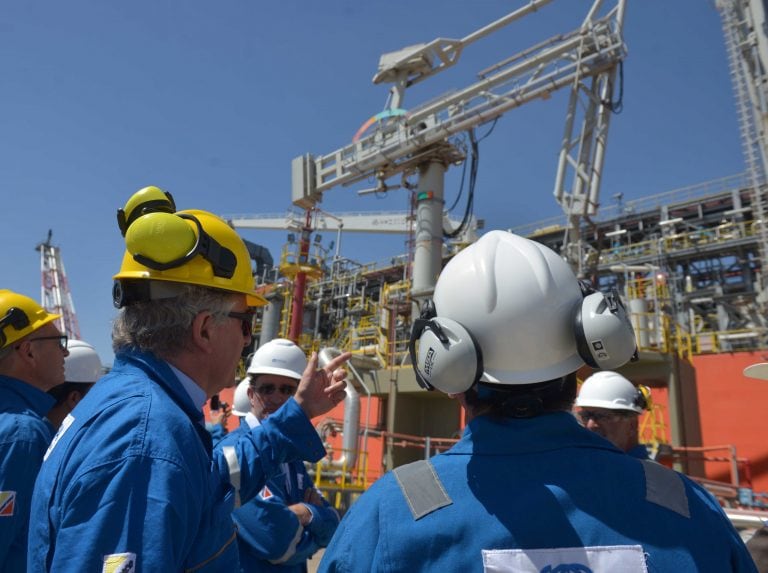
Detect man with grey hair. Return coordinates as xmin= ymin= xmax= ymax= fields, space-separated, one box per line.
xmin=28 ymin=187 xmax=349 ymax=572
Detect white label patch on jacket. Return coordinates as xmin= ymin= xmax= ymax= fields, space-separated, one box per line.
xmin=102 ymin=552 xmax=136 ymax=573
xmin=0 ymin=491 xmax=16 ymax=517
xmin=482 ymin=545 xmax=647 ymax=572
xmin=44 ymin=413 xmax=75 ymax=461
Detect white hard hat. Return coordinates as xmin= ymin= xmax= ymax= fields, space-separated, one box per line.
xmin=64 ymin=340 xmax=103 ymax=384
xmin=432 ymin=231 xmax=585 ymax=386
xmin=247 ymin=338 xmax=307 ymax=380
xmin=575 ymin=370 xmax=644 ymax=413
xmin=231 ymin=379 xmax=251 ymax=416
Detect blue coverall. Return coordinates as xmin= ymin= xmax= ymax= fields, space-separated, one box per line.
xmin=216 ymin=416 xmax=340 ymax=572
xmin=320 ymin=411 xmax=757 ymax=573
xmin=626 ymin=443 xmax=650 ymax=460
xmin=27 ymin=350 xmax=326 ymax=572
xmin=0 ymin=376 xmax=54 ymax=572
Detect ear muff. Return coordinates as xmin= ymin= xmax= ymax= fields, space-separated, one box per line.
xmin=573 ymin=282 xmax=638 ymax=370
xmin=117 ymin=187 xmax=177 ymax=236
xmin=409 ymin=303 xmax=483 ymax=393
xmin=0 ymin=307 xmax=31 ymax=348
xmin=125 ymin=212 xmax=237 ymax=279
xmin=635 ymin=384 xmax=651 ymax=411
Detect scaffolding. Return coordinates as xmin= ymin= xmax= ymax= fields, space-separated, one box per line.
xmin=717 ymin=0 xmax=768 ymax=302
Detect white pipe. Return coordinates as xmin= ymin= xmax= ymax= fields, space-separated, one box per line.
xmin=318 ymin=347 xmax=363 ymax=470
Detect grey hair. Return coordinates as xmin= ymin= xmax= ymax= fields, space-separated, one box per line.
xmin=112 ymin=284 xmax=236 ymax=357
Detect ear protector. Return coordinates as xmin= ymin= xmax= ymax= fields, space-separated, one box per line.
xmin=408 ymin=301 xmax=483 ymax=393
xmin=116 ymin=187 xmax=177 ymax=237
xmin=125 ymin=212 xmax=237 ymax=278
xmin=573 ymin=280 xmax=638 ymax=369
xmin=0 ymin=307 xmax=30 ymax=349
xmin=635 ymin=384 xmax=651 ymax=411
xmin=409 ymin=282 xmax=638 ymax=394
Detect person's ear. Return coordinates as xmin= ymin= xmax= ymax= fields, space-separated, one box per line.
xmin=15 ymin=339 xmax=35 ymax=363
xmin=190 ymin=311 xmax=216 ymax=353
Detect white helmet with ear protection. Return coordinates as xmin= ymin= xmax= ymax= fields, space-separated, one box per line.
xmin=410 ymin=230 xmax=637 ymax=393
xmin=231 ymin=379 xmax=251 ymax=417
xmin=575 ymin=370 xmax=646 ymax=413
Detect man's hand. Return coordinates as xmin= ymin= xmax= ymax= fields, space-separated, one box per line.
xmin=287 ymin=502 xmax=313 ymax=526
xmin=209 ymin=402 xmax=232 ymax=427
xmin=294 ymin=351 xmax=351 ymax=419
xmin=304 ymin=487 xmax=324 ymax=507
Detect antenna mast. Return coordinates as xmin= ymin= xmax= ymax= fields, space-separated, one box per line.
xmin=36 ymin=230 xmax=81 ymax=339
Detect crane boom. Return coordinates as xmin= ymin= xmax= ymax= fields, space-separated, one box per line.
xmin=292 ymin=2 xmax=625 ymax=209
xmin=228 ymin=210 xmax=478 ymax=238
xmin=292 ymin=0 xmax=626 ymax=298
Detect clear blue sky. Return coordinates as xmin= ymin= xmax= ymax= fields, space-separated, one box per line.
xmin=0 ymin=0 xmax=742 ymax=366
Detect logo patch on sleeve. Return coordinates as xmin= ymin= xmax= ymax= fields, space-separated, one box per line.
xmin=102 ymin=552 xmax=136 ymax=573
xmin=260 ymin=485 xmax=273 ymax=499
xmin=0 ymin=491 xmax=16 ymax=516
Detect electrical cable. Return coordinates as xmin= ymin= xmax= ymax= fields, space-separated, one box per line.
xmin=444 ymin=129 xmax=478 ymax=239
xmin=602 ymin=61 xmax=624 ymax=114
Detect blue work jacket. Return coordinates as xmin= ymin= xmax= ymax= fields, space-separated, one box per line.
xmin=0 ymin=375 xmax=54 ymax=572
xmin=217 ymin=418 xmax=340 ymax=572
xmin=320 ymin=412 xmax=756 ymax=573
xmin=27 ymin=349 xmax=325 ymax=572
xmin=626 ymin=443 xmax=650 ymax=460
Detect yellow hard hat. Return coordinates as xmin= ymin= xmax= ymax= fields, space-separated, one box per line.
xmin=0 ymin=290 xmax=61 ymax=350
xmin=113 ymin=207 xmax=267 ymax=307
xmin=116 ymin=186 xmax=176 ymax=237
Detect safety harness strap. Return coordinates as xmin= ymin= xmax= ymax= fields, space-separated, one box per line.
xmin=394 ymin=459 xmax=453 ymax=520
xmin=641 ymin=459 xmax=690 ymax=518
xmin=222 ymin=446 xmax=241 ymax=508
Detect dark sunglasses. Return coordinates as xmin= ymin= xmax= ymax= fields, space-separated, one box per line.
xmin=577 ymin=410 xmax=629 ymax=424
xmin=253 ymin=383 xmax=297 ymax=397
xmin=227 ymin=311 xmax=256 ymax=338
xmin=26 ymin=335 xmax=69 ymax=351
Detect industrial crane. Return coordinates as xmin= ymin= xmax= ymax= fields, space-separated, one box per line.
xmin=291 ymin=0 xmax=627 ymax=299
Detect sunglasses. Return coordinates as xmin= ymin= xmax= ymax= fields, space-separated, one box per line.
xmin=227 ymin=311 xmax=256 ymax=338
xmin=253 ymin=383 xmax=297 ymax=397
xmin=26 ymin=335 xmax=69 ymax=351
xmin=576 ymin=410 xmax=629 ymax=424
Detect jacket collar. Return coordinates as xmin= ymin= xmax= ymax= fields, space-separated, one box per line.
xmin=0 ymin=374 xmax=56 ymax=416
xmin=447 ymin=411 xmax=623 ymax=456
xmin=112 ymin=349 xmax=205 ymax=426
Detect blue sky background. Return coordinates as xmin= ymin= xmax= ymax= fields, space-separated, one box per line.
xmin=0 ymin=1 xmax=742 ymax=365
